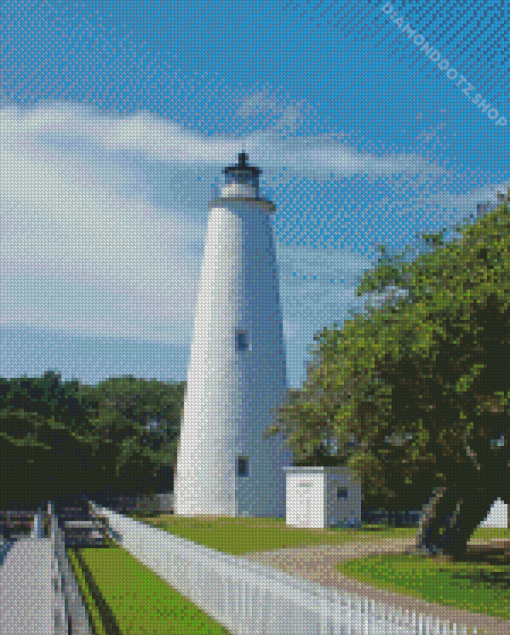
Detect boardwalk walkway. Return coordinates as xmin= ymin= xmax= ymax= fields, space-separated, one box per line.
xmin=0 ymin=536 xmax=54 ymax=635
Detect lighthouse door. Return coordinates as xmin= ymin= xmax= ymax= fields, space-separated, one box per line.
xmin=296 ymin=481 xmax=312 ymax=527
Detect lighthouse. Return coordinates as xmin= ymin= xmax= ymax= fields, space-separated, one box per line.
xmin=174 ymin=152 xmax=293 ymax=518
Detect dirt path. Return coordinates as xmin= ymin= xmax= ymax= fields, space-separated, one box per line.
xmin=241 ymin=537 xmax=509 ymax=635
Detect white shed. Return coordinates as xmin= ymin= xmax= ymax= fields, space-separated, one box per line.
xmin=479 ymin=497 xmax=509 ymax=528
xmin=284 ymin=466 xmax=361 ymax=529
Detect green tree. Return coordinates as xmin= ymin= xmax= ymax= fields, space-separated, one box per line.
xmin=0 ymin=372 xmax=101 ymax=508
xmin=0 ymin=371 xmax=100 ymax=435
xmin=0 ymin=409 xmax=53 ymax=509
xmin=75 ymin=375 xmax=185 ymax=496
xmin=267 ymin=188 xmax=510 ymax=557
xmin=0 ymin=408 xmax=99 ymax=509
xmin=76 ymin=376 xmax=183 ymax=450
xmin=0 ymin=371 xmax=184 ymax=507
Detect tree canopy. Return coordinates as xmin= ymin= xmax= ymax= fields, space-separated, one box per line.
xmin=266 ymin=189 xmax=510 ymax=520
xmin=0 ymin=371 xmax=186 ymax=509
xmin=76 ymin=374 xmax=185 ymax=497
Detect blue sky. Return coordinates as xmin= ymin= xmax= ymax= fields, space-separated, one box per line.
xmin=1 ymin=0 xmax=508 ymax=393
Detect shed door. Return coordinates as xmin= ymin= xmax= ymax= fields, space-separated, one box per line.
xmin=296 ymin=481 xmax=312 ymax=527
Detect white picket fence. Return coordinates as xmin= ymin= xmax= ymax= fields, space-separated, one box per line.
xmin=89 ymin=500 xmax=479 ymax=635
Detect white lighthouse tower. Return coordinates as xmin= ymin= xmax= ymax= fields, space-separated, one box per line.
xmin=174 ymin=152 xmax=293 ymax=518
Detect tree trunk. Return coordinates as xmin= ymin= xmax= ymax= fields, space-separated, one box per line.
xmin=410 ymin=483 xmax=499 ymax=558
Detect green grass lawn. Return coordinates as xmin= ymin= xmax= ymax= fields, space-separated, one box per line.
xmin=336 ymin=548 xmax=510 ymax=621
xmin=68 ymin=536 xmax=234 ymax=635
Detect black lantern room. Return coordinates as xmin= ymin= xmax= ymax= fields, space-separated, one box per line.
xmin=222 ymin=152 xmax=261 ymax=197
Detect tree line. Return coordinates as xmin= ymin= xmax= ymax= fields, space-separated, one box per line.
xmin=0 ymin=372 xmax=186 ymax=510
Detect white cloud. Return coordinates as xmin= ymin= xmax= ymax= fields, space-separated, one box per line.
xmin=0 ymin=98 xmax=506 ymax=353
xmin=0 ymin=105 xmax=206 ymax=344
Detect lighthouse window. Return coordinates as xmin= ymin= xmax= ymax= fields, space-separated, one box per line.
xmin=237 ymin=457 xmax=249 ymax=477
xmin=235 ymin=329 xmax=250 ymax=351
xmin=337 ymin=488 xmax=348 ymax=499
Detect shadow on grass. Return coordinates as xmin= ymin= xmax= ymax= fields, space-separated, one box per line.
xmin=338 ymin=547 xmax=510 ymax=622
xmin=441 ymin=546 xmax=510 ymax=590
xmin=75 ymin=534 xmax=234 ymax=635
xmin=70 ymin=545 xmax=123 ymax=635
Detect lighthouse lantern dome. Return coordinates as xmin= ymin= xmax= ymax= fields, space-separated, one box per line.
xmin=221 ymin=152 xmax=261 ymax=198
